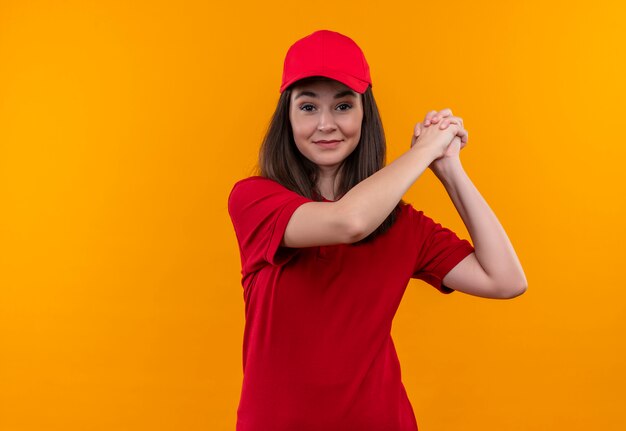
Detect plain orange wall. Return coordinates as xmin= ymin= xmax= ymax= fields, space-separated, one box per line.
xmin=1 ymin=0 xmax=625 ymax=430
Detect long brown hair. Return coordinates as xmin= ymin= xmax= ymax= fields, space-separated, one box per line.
xmin=253 ymin=76 xmax=407 ymax=245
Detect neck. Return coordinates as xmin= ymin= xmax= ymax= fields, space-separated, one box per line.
xmin=316 ymin=167 xmax=341 ymax=200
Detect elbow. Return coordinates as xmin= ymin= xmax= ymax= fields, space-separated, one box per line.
xmin=335 ymin=201 xmax=366 ymax=244
xmin=499 ymin=283 xmax=528 ymax=299
xmin=344 ymin=219 xmax=365 ymax=244
xmin=494 ymin=271 xmax=528 ymax=299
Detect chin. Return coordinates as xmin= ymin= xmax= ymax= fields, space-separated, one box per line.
xmin=303 ymin=154 xmax=342 ymax=166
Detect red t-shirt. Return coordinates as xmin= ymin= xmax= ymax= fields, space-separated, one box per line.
xmin=227 ymin=176 xmax=475 ymax=431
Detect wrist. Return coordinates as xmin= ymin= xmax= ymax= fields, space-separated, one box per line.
xmin=410 ymin=143 xmax=439 ymax=165
xmin=432 ymin=157 xmax=464 ymax=182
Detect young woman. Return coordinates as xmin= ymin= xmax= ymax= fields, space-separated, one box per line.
xmin=228 ymin=29 xmax=527 ymax=431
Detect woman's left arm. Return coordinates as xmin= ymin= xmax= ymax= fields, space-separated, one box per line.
xmin=415 ymin=110 xmax=528 ymax=299
xmin=435 ymin=157 xmax=528 ymax=299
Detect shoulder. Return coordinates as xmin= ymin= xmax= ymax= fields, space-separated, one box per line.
xmin=402 ymin=202 xmax=435 ymax=223
xmin=397 ymin=202 xmax=441 ymax=235
xmin=228 ymin=176 xmax=284 ymax=200
xmin=397 ymin=201 xmax=419 ymax=220
xmin=402 ymin=201 xmax=421 ymax=215
xmin=230 ymin=175 xmax=273 ymax=190
xmin=228 ymin=176 xmax=312 ymax=216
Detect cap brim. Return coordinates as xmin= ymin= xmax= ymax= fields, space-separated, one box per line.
xmin=280 ymin=70 xmax=370 ymax=94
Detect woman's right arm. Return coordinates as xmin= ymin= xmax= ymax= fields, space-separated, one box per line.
xmin=282 ymin=123 xmax=463 ymax=248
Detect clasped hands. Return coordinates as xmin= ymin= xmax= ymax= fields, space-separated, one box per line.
xmin=410 ymin=108 xmax=469 ymax=174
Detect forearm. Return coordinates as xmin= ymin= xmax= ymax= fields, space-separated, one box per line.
xmin=436 ymin=159 xmax=527 ymax=290
xmin=338 ymin=145 xmax=438 ymax=239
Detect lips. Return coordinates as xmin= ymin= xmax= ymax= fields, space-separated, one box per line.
xmin=314 ymin=140 xmax=341 ymax=148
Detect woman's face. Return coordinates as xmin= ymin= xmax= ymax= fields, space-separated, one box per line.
xmin=289 ymin=79 xmax=363 ymax=174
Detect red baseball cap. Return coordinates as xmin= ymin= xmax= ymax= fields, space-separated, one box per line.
xmin=279 ymin=30 xmax=372 ymax=94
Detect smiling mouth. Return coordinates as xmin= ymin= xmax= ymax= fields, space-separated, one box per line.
xmin=314 ymin=141 xmax=341 ymax=148
xmin=314 ymin=140 xmax=342 ymax=144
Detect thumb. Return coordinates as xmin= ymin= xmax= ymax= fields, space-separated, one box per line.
xmin=411 ymin=123 xmax=422 ymax=148
xmin=413 ymin=123 xmax=422 ymax=137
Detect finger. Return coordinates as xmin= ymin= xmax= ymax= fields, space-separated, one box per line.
xmin=439 ymin=116 xmax=463 ymax=129
xmin=453 ymin=125 xmax=468 ymax=143
xmin=430 ymin=108 xmax=453 ymax=124
xmin=424 ymin=110 xmax=438 ymax=126
xmin=461 ymin=129 xmax=469 ymax=146
xmin=411 ymin=123 xmax=424 ymax=148
xmin=438 ymin=118 xmax=454 ymax=128
xmin=414 ymin=122 xmax=422 ymax=137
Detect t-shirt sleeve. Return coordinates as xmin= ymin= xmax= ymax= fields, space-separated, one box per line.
xmin=227 ymin=176 xmax=314 ymax=272
xmin=409 ymin=205 xmax=475 ymax=294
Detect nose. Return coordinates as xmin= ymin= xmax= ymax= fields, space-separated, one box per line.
xmin=317 ymin=109 xmax=337 ymax=132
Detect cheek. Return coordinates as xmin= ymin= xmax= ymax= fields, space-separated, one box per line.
xmin=292 ymin=118 xmax=317 ymax=138
xmin=343 ymin=116 xmax=363 ymax=137
xmin=290 ymin=120 xmax=311 ymax=147
xmin=290 ymin=124 xmax=305 ymax=141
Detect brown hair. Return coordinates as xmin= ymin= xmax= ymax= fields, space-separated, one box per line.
xmin=253 ymin=76 xmax=407 ymax=245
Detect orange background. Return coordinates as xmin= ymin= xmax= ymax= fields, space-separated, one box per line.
xmin=1 ymin=1 xmax=625 ymax=430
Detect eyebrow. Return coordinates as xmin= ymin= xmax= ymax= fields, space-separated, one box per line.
xmin=294 ymin=90 xmax=358 ymax=100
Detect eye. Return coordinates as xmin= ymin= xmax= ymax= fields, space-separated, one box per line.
xmin=298 ymin=103 xmax=352 ymax=112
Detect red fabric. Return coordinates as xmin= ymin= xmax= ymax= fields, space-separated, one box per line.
xmin=227 ymin=176 xmax=475 ymax=431
xmin=280 ymin=29 xmax=372 ymax=94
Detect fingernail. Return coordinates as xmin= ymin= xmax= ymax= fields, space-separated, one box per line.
xmin=425 ymin=120 xmax=430 ymax=125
